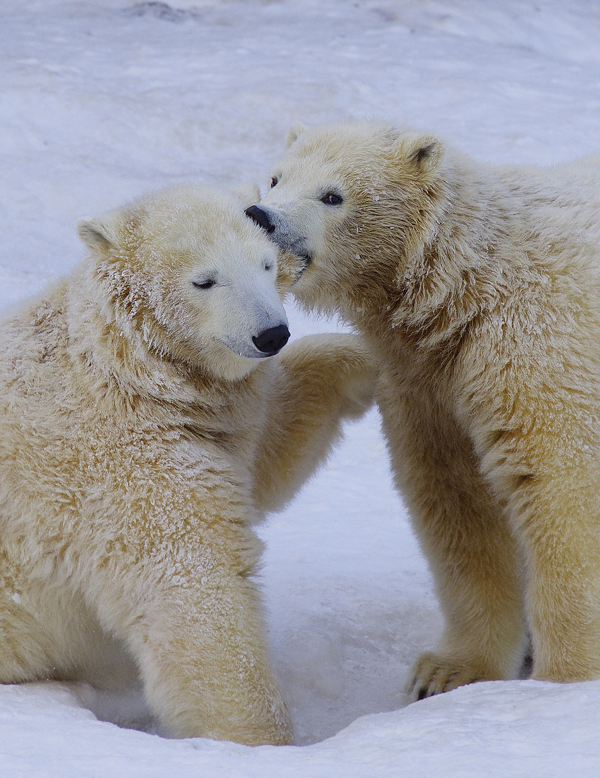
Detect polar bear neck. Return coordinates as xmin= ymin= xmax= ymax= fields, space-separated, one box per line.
xmin=353 ymin=157 xmax=527 ymax=356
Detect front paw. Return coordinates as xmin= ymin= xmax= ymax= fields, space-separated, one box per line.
xmin=335 ymin=336 xmax=378 ymax=416
xmin=406 ymin=651 xmax=494 ymax=701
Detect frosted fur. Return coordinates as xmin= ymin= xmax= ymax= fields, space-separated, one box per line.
xmin=252 ymin=120 xmax=600 ymax=698
xmin=0 ymin=184 xmax=375 ymax=744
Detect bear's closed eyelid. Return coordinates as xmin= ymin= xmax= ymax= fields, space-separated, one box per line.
xmin=192 ymin=279 xmax=216 ymax=290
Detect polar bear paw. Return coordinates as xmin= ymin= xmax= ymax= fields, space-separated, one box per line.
xmin=406 ymin=651 xmax=493 ymax=701
xmin=330 ymin=334 xmax=378 ymax=416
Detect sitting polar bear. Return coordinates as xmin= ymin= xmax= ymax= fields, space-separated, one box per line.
xmin=246 ymin=121 xmax=600 ymax=701
xmin=0 ymin=184 xmax=375 ymax=745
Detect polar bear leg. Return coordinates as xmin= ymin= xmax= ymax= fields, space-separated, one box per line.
xmin=252 ymin=333 xmax=375 ymax=514
xmin=380 ymin=391 xmax=526 ymax=699
xmin=491 ymin=447 xmax=600 ymax=683
xmin=127 ymin=574 xmax=291 ymax=744
xmin=85 ymin=533 xmax=292 ymax=745
xmin=0 ymin=586 xmax=58 ymax=683
xmin=0 ymin=552 xmax=136 ymax=689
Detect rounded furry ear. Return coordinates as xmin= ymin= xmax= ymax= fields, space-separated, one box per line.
xmin=396 ymin=134 xmax=444 ymax=177
xmin=77 ymin=218 xmax=117 ymax=253
xmin=77 ymin=206 xmax=133 ymax=254
xmin=230 ymin=182 xmax=261 ymax=208
xmin=285 ymin=122 xmax=307 ymax=149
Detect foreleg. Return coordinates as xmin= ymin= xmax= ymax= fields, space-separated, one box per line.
xmin=252 ymin=333 xmax=376 ymax=513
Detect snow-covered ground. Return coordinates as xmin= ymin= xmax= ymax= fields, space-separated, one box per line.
xmin=1 ymin=1 xmax=600 ymax=775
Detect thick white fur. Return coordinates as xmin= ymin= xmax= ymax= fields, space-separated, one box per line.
xmin=253 ymin=120 xmax=600 ymax=699
xmin=0 ymin=184 xmax=375 ymax=744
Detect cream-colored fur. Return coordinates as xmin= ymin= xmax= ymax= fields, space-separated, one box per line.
xmin=0 ymin=184 xmax=375 ymax=744
xmin=248 ymin=120 xmax=600 ymax=700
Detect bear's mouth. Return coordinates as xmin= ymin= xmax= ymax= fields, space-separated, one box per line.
xmin=296 ymin=252 xmax=313 ymax=275
xmin=287 ymin=252 xmax=313 ymax=286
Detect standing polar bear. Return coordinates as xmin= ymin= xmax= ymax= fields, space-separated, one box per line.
xmin=0 ymin=184 xmax=375 ymax=744
xmin=246 ymin=121 xmax=600 ymax=699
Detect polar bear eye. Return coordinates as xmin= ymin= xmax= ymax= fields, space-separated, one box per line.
xmin=269 ymin=177 xmax=279 ymax=188
xmin=321 ymin=192 xmax=343 ymax=206
xmin=192 ymin=279 xmax=215 ymax=290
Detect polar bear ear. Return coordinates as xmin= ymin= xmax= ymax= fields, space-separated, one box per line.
xmin=230 ymin=182 xmax=261 ymax=208
xmin=397 ymin=135 xmax=445 ymax=177
xmin=77 ymin=213 xmax=124 ymax=254
xmin=285 ymin=122 xmax=308 ymax=149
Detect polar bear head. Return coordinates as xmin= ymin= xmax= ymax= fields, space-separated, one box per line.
xmin=245 ymin=121 xmax=446 ymax=318
xmin=77 ymin=185 xmax=292 ymax=381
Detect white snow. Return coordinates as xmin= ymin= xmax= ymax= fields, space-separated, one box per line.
xmin=1 ymin=1 xmax=600 ymax=775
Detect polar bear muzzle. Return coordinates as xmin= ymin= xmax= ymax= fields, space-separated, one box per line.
xmin=245 ymin=205 xmax=313 ymax=272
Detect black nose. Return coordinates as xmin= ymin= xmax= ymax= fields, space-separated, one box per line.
xmin=245 ymin=205 xmax=275 ymax=234
xmin=252 ymin=324 xmax=290 ymax=356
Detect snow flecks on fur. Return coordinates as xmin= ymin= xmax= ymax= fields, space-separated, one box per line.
xmin=257 ymin=119 xmax=600 ymax=701
xmin=0 ymin=183 xmax=377 ymax=746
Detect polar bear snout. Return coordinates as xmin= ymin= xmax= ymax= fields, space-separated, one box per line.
xmin=246 ymin=205 xmax=313 ymax=269
xmin=252 ymin=324 xmax=290 ymax=356
xmin=245 ymin=205 xmax=275 ymax=234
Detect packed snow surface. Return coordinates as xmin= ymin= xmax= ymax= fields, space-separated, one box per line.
xmin=1 ymin=1 xmax=600 ymax=776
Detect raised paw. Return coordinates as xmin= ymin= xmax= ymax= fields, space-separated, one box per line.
xmin=406 ymin=651 xmax=495 ymax=701
xmin=330 ymin=334 xmax=378 ymax=416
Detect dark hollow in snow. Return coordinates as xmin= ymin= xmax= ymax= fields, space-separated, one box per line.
xmin=123 ymin=2 xmax=200 ymax=23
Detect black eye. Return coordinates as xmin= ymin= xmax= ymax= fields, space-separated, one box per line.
xmin=264 ymin=263 xmax=273 ymax=271
xmin=193 ymin=279 xmax=215 ymax=290
xmin=321 ymin=192 xmax=343 ymax=206
xmin=270 ymin=177 xmax=279 ymax=188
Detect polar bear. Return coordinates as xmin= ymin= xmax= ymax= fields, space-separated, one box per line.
xmin=246 ymin=120 xmax=600 ymax=700
xmin=0 ymin=184 xmax=375 ymax=744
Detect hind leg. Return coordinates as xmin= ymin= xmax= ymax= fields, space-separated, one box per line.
xmin=485 ymin=424 xmax=600 ymax=683
xmin=0 ymin=546 xmax=136 ymax=689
